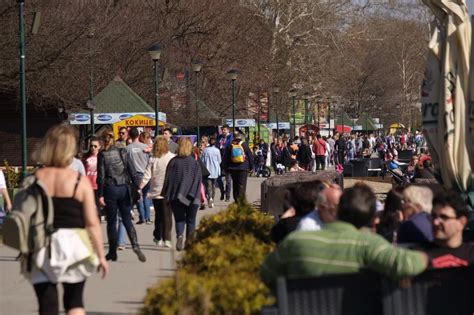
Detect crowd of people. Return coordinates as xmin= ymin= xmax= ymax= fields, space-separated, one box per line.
xmin=1 ymin=123 xmax=257 ymax=315
xmin=3 ymin=122 xmax=472 ymax=314
xmin=261 ymin=180 xmax=474 ymax=291
xmin=266 ymin=130 xmax=435 ymax=183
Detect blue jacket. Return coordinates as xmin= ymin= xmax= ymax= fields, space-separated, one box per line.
xmin=201 ymin=146 xmax=222 ymax=179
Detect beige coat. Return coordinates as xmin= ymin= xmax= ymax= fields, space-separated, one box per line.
xmin=141 ymin=151 xmax=175 ymax=199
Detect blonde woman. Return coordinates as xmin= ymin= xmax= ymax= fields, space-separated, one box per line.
xmin=97 ymin=130 xmax=146 ymax=262
xmin=162 ymin=138 xmax=202 ymax=251
xmin=139 ymin=137 xmax=175 ymax=247
xmin=32 ymin=124 xmax=108 ymax=315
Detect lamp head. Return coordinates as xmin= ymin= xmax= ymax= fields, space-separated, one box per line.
xmin=227 ymin=69 xmax=239 ymax=80
xmin=148 ymin=44 xmax=162 ymax=61
xmin=191 ymin=59 xmax=203 ymax=73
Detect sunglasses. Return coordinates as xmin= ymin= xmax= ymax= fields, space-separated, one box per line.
xmin=120 ymin=132 xmax=126 ymax=135
xmin=431 ymin=213 xmax=458 ymax=222
xmin=90 ymin=145 xmax=99 ymax=149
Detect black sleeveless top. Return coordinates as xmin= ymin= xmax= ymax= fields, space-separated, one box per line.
xmin=52 ymin=174 xmax=85 ymax=229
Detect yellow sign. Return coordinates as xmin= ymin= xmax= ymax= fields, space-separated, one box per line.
xmin=112 ymin=115 xmax=166 ymax=137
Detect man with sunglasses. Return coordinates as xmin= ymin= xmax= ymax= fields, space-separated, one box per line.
xmin=116 ymin=127 xmax=128 ymax=148
xmin=422 ymin=190 xmax=474 ymax=268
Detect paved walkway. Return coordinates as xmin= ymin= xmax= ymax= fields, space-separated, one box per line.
xmin=0 ymin=178 xmax=264 ymax=315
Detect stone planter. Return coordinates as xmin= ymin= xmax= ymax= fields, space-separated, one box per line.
xmin=261 ymin=170 xmax=343 ymax=216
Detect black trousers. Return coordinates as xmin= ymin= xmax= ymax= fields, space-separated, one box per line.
xmin=316 ymin=155 xmax=326 ymax=170
xmin=34 ymin=281 xmax=86 ymax=315
xmin=338 ymin=151 xmax=345 ymax=165
xmin=229 ymin=170 xmax=248 ymax=201
xmin=152 ymin=198 xmax=172 ymax=242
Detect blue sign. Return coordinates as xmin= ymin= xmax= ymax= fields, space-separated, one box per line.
xmin=74 ymin=114 xmax=89 ymax=122
xmin=224 ymin=119 xmax=256 ymax=127
xmin=119 ymin=113 xmax=133 ymax=120
xmin=97 ymin=114 xmax=113 ymax=122
xmin=264 ymin=122 xmax=291 ymax=130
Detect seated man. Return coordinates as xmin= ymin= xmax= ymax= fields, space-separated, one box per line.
xmin=397 ymin=186 xmax=434 ymax=244
xmin=422 ymin=190 xmax=474 ymax=268
xmin=296 ymin=183 xmax=341 ymax=231
xmin=260 ymin=184 xmax=428 ymax=291
xmin=270 ymin=181 xmax=326 ymax=244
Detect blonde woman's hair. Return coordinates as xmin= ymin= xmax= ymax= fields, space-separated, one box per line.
xmin=177 ymin=137 xmax=193 ymax=157
xmin=102 ymin=129 xmax=116 ymax=151
xmin=153 ymin=136 xmax=169 ymax=158
xmin=34 ymin=124 xmax=78 ymax=167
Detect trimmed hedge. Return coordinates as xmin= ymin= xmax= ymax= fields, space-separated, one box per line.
xmin=142 ymin=200 xmax=275 ymax=315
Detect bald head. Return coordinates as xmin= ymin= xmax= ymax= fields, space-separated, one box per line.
xmin=318 ymin=184 xmax=342 ymax=223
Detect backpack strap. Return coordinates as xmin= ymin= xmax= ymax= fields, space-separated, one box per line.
xmin=72 ymin=173 xmax=81 ymax=198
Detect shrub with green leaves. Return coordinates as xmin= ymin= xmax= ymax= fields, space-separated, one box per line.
xmin=141 ymin=200 xmax=275 ymax=315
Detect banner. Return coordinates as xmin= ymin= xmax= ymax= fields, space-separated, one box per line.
xmin=69 ymin=112 xmax=167 ymax=125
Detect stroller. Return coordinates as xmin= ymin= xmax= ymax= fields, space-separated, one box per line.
xmin=253 ymin=150 xmax=272 ymax=177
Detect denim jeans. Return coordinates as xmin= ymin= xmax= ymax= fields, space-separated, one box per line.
xmin=137 ymin=181 xmax=151 ymax=222
xmin=217 ymin=173 xmax=232 ymax=199
xmin=170 ymin=200 xmax=199 ymax=238
xmin=104 ymin=185 xmax=136 ymax=245
xmin=117 ymin=212 xmax=126 ymax=246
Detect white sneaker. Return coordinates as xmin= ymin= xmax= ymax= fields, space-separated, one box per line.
xmin=164 ymin=240 xmax=172 ymax=248
xmin=153 ymin=238 xmax=164 ymax=247
xmin=208 ymin=198 xmax=214 ymax=208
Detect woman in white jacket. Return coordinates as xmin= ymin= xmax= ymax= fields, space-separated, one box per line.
xmin=139 ymin=137 xmax=175 ymax=248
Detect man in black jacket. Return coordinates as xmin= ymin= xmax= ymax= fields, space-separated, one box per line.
xmin=223 ymin=132 xmax=254 ymax=202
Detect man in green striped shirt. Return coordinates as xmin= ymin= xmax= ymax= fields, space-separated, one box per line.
xmin=261 ymin=184 xmax=428 ymax=290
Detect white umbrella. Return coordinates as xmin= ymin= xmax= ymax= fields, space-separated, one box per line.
xmin=421 ymin=0 xmax=474 ymax=204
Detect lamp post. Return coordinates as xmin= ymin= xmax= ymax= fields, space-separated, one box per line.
xmin=289 ymin=89 xmax=297 ymax=139
xmin=327 ymin=97 xmax=332 ymax=136
xmin=148 ymin=44 xmax=162 ymax=136
xmin=88 ymin=29 xmax=95 ymax=136
xmin=18 ymin=0 xmax=27 ymax=178
xmin=227 ymin=69 xmax=239 ymax=131
xmin=303 ymin=93 xmax=310 ymax=126
xmin=273 ymin=86 xmax=280 ymax=137
xmin=192 ymin=59 xmax=203 ymax=141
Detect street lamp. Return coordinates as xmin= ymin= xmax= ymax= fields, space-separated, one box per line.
xmin=303 ymin=92 xmax=310 ymax=125
xmin=227 ymin=69 xmax=239 ymax=131
xmin=289 ymin=89 xmax=297 ymax=139
xmin=148 ymin=44 xmax=162 ymax=136
xmin=273 ymin=86 xmax=280 ymax=137
xmin=327 ymin=96 xmax=332 ymax=136
xmin=192 ymin=59 xmax=203 ymax=141
xmin=88 ymin=29 xmax=95 ymax=136
xmin=18 ymin=0 xmax=27 ymax=178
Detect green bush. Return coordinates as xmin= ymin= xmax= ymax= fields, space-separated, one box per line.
xmin=142 ymin=200 xmax=276 ymax=315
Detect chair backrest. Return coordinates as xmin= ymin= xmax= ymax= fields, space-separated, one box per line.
xmin=381 ymin=267 xmax=474 ymax=315
xmin=351 ymin=159 xmax=368 ymax=177
xmin=398 ymin=150 xmax=413 ymax=163
xmin=277 ymin=272 xmax=382 ymax=315
xmin=367 ymin=158 xmax=382 ymax=169
xmin=343 ymin=163 xmax=353 ymax=177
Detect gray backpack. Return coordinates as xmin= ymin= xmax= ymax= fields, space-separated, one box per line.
xmin=3 ymin=176 xmax=54 ymax=256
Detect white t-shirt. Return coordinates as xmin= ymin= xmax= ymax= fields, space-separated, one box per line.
xmin=0 ymin=171 xmax=6 ymax=189
xmin=297 ymin=210 xmax=323 ymax=231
